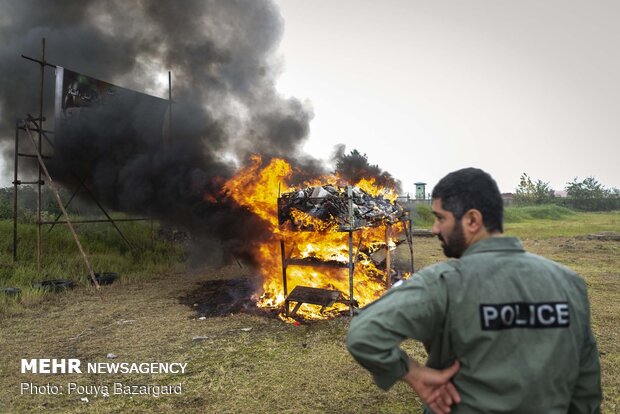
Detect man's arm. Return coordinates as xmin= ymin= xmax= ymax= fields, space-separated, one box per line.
xmin=568 ymin=316 xmax=602 ymax=413
xmin=346 ymin=267 xmax=452 ymax=389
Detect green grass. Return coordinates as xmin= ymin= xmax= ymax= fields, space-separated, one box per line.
xmin=414 ymin=203 xmax=578 ymax=229
xmin=0 ymin=213 xmax=618 ymax=413
xmin=0 ymin=218 xmax=185 ymax=315
xmin=413 ymin=204 xmax=619 ymax=240
xmin=504 ymin=204 xmax=575 ymax=222
xmin=505 ymin=210 xmax=620 ymax=239
xmin=412 ymin=203 xmax=434 ymax=228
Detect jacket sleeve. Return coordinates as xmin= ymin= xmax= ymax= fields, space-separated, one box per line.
xmin=346 ymin=266 xmax=449 ymax=390
xmin=568 ymin=282 xmax=602 ymax=414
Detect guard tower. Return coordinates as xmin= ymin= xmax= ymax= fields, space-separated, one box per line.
xmin=414 ymin=182 xmax=427 ymax=200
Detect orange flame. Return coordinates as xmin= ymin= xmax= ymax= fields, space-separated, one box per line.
xmin=356 ymin=177 xmax=399 ymax=202
xmin=223 ymin=155 xmax=407 ymax=319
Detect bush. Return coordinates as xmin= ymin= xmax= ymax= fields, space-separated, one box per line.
xmin=562 ymin=177 xmax=620 ymax=211
xmin=557 ymin=197 xmax=620 ymax=212
xmin=0 ymin=198 xmax=11 ymax=220
xmin=503 ymin=208 xmax=527 ymax=223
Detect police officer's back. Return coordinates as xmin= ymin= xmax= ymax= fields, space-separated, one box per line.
xmin=346 ymin=168 xmax=601 ymax=413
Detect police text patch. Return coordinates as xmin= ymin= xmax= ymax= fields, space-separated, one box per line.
xmin=479 ymin=302 xmax=570 ymax=330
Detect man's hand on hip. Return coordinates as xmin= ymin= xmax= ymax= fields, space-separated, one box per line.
xmin=402 ymin=359 xmax=461 ymax=414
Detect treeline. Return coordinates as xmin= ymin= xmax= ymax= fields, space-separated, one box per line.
xmin=514 ymin=174 xmax=620 ymax=211
xmin=0 ymin=185 xmax=104 ymax=221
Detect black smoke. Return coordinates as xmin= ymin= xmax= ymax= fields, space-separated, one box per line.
xmin=0 ymin=0 xmax=397 ymax=265
xmin=0 ymin=0 xmax=317 ymax=264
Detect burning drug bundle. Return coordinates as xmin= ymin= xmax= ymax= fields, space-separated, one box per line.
xmin=278 ymin=184 xmax=405 ymax=232
xmin=224 ymin=156 xmax=413 ymax=319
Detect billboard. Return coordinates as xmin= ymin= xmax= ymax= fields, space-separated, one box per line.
xmin=54 ymin=67 xmax=169 ymax=143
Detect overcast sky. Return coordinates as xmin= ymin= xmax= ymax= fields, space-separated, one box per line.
xmin=1 ymin=1 xmax=618 ymax=195
xmin=273 ymin=0 xmax=620 ymax=194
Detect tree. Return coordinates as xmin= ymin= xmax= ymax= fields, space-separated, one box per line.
xmin=565 ymin=176 xmax=609 ymax=199
xmin=564 ymin=176 xmax=619 ymax=211
xmin=333 ymin=147 xmax=401 ymax=192
xmin=514 ymin=173 xmax=555 ymax=205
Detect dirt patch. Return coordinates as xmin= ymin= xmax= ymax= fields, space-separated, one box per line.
xmin=579 ymin=231 xmax=620 ymax=241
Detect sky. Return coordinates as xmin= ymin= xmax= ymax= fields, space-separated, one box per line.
xmin=272 ymin=0 xmax=620 ymax=195
xmin=1 ymin=0 xmax=618 ymax=196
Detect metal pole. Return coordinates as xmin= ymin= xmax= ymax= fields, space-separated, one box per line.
xmin=280 ymin=240 xmax=288 ymax=297
xmin=385 ymin=224 xmax=391 ymax=289
xmin=348 ymin=230 xmax=354 ymax=317
xmin=72 ymin=177 xmax=135 ymax=251
xmin=13 ymin=121 xmax=19 ymax=261
xmin=41 ymin=218 xmax=150 ymax=225
xmin=168 ymin=71 xmax=172 ymax=143
xmin=36 ymin=38 xmax=45 ymax=272
xmin=280 ymin=239 xmax=288 ymax=316
xmin=47 ymin=183 xmax=81 ymax=232
xmin=408 ymin=218 xmax=415 ymax=273
xmin=347 ymin=185 xmax=354 ymax=316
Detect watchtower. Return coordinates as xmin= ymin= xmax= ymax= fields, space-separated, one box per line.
xmin=414 ymin=182 xmax=427 ymax=200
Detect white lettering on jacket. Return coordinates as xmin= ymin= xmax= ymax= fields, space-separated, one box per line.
xmin=480 ymin=302 xmax=570 ymax=330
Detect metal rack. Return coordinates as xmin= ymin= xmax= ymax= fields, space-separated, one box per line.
xmin=278 ymin=186 xmax=414 ymax=317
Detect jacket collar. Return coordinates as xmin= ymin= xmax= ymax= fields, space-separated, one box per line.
xmin=461 ymin=236 xmax=524 ymax=257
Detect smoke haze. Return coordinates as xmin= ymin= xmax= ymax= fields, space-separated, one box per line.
xmin=0 ymin=0 xmax=397 ymax=265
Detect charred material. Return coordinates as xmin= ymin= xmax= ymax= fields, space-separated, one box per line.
xmin=180 ymin=277 xmax=263 ymax=317
xmin=278 ymin=184 xmax=405 ymax=231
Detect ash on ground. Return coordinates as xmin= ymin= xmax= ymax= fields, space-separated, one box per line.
xmin=180 ymin=277 xmax=267 ymax=317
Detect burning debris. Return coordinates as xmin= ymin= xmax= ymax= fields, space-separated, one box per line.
xmin=223 ymin=156 xmax=413 ymax=320
xmin=275 ymin=181 xmax=412 ymax=318
xmin=1 ymin=0 xmax=414 ymax=320
xmin=278 ymin=184 xmax=405 ymax=231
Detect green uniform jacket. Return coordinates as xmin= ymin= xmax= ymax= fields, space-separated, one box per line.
xmin=347 ymin=237 xmax=601 ymax=413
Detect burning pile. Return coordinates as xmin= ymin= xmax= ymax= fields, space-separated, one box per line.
xmin=224 ymin=155 xmax=412 ymax=319
xmin=278 ymin=184 xmax=405 ymax=231
xmin=1 ymin=1 xmax=411 ymax=320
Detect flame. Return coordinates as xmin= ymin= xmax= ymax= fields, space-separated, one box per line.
xmin=223 ymin=155 xmax=408 ymax=319
xmin=224 ymin=154 xmax=291 ymax=226
xmin=289 ymin=209 xmax=337 ymax=232
xmin=355 ymin=177 xmax=399 ymax=202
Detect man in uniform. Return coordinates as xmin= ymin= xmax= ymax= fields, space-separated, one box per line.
xmin=346 ymin=168 xmax=601 ymax=413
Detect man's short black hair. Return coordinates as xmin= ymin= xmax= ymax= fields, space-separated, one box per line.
xmin=431 ymin=167 xmax=504 ymax=233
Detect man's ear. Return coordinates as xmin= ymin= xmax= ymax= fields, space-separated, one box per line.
xmin=461 ymin=209 xmax=484 ymax=234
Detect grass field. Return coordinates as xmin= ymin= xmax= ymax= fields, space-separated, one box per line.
xmin=0 ymin=209 xmax=618 ymax=413
xmin=0 ymin=218 xmax=185 ymax=315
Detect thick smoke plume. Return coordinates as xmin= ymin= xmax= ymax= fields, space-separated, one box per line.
xmin=0 ymin=0 xmax=398 ymax=265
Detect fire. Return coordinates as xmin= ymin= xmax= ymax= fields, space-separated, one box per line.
xmin=356 ymin=177 xmax=399 ymax=202
xmin=289 ymin=209 xmax=336 ymax=232
xmin=224 ymin=154 xmax=291 ymax=226
xmin=223 ymin=155 xmax=408 ymax=319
